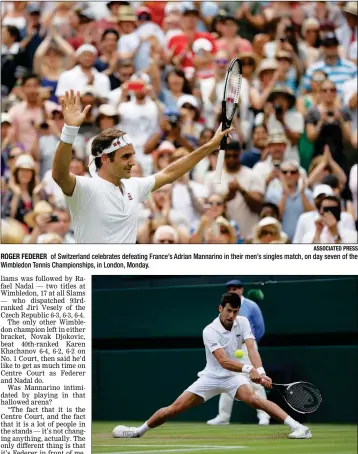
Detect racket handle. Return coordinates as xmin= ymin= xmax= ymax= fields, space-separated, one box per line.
xmin=213 ymin=149 xmax=225 ymax=184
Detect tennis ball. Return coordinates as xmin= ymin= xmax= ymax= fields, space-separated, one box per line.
xmin=234 ymin=349 xmax=244 ymax=359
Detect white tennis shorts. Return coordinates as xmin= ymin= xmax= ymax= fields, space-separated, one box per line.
xmin=185 ymin=374 xmax=251 ymax=402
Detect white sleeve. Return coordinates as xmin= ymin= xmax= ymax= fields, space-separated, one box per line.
xmin=293 ymin=213 xmax=305 ymax=244
xmin=55 ymin=72 xmax=71 ymax=97
xmin=132 ymin=176 xmax=155 ymax=202
xmin=203 ymin=327 xmax=222 ymax=353
xmin=64 ymin=176 xmax=97 ymax=212
xmin=241 ymin=317 xmax=255 ymax=341
xmin=287 ymin=112 xmax=304 ymax=133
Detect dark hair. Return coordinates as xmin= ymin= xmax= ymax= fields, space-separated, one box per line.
xmin=261 ymin=202 xmax=280 ymax=219
xmin=221 ymin=292 xmax=241 ymax=309
xmin=14 ymin=168 xmax=36 ymax=195
xmin=165 ymin=68 xmax=192 ymax=95
xmin=6 ymin=25 xmax=21 ymax=43
xmin=102 ymin=28 xmax=120 ymax=41
xmin=322 ymin=174 xmax=339 ymax=189
xmin=321 ymin=195 xmax=340 ymax=206
xmin=200 ymin=127 xmax=215 ymax=139
xmin=225 ymin=141 xmax=241 ymax=152
xmin=71 ymin=156 xmax=86 ymax=166
xmin=91 ymin=128 xmax=126 ymax=169
xmin=22 ymin=74 xmax=41 ymax=86
xmin=96 ymin=113 xmax=119 ymax=128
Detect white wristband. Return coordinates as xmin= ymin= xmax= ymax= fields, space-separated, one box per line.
xmin=242 ymin=365 xmax=253 ymax=374
xmin=257 ymin=367 xmax=266 ymax=375
xmin=60 ymin=124 xmax=80 ymax=144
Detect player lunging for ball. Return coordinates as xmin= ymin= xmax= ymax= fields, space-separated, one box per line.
xmin=113 ymin=293 xmax=312 ymax=439
xmin=52 ymin=90 xmax=232 ymax=243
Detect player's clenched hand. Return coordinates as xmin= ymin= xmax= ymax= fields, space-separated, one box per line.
xmin=60 ymin=90 xmax=91 ymax=127
xmin=208 ymin=124 xmax=235 ymax=151
xmin=261 ymin=375 xmax=273 ymax=389
xmin=249 ymin=368 xmax=262 ymax=384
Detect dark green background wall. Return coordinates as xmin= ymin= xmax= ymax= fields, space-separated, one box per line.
xmin=92 ymin=276 xmax=358 ymax=423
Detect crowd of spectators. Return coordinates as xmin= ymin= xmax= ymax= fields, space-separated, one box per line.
xmin=1 ymin=1 xmax=357 ymax=244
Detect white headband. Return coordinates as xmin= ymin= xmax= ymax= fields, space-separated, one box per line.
xmin=88 ymin=134 xmax=132 ymax=176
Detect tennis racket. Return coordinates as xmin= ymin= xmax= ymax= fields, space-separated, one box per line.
xmin=271 ymin=381 xmax=322 ymax=414
xmin=213 ymin=58 xmax=242 ymax=184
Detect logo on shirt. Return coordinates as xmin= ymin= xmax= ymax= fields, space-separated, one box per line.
xmin=127 ymin=193 xmax=133 ymax=200
xmin=236 ymin=334 xmax=241 ymax=337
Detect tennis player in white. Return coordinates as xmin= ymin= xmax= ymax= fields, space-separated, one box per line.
xmin=112 ymin=293 xmax=312 ymax=440
xmin=52 ymin=90 xmax=232 ymax=243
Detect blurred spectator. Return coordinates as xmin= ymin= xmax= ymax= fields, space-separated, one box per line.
xmin=256 ymin=86 xmax=303 ymax=162
xmin=296 ymin=69 xmax=328 ymax=171
xmin=206 ymin=141 xmax=264 ymax=238
xmin=96 ymin=1 xmax=123 ymax=35
xmin=240 ymin=52 xmax=258 ymax=86
xmin=215 ymin=12 xmax=252 ymax=60
xmin=160 ymin=68 xmax=192 ymax=111
xmin=293 ymin=183 xmax=355 ymax=243
xmin=55 ymin=44 xmax=110 ymax=98
xmin=118 ymin=73 xmax=160 ymax=175
xmin=307 ymin=145 xmax=347 ymax=190
xmin=303 ymin=32 xmax=357 ymax=96
xmin=249 ymin=216 xmax=288 ymax=244
xmin=107 ymin=59 xmax=135 ymax=104
xmin=301 ymin=18 xmax=321 ymax=68
xmin=94 ymin=29 xmax=120 ymax=75
xmin=342 ymin=75 xmax=357 ymax=141
xmin=1 ymin=154 xmax=45 ymax=224
xmin=333 ymin=1 xmax=357 ymax=58
xmin=170 ymin=147 xmax=208 ymax=230
xmin=303 ymin=2 xmax=344 ymax=29
xmin=302 ymin=195 xmax=357 ymax=243
xmin=152 ymin=141 xmax=175 ymax=172
xmin=190 ymin=193 xmax=240 ymax=244
xmin=33 ymin=24 xmax=75 ymax=103
xmin=1 ymin=218 xmax=27 ymax=244
xmin=8 ymin=74 xmax=59 ymax=151
xmin=265 ymin=160 xmax=314 ymax=241
xmin=1 ymin=25 xmax=27 ymax=96
xmin=306 ymin=79 xmax=352 ymax=168
xmin=152 ymin=224 xmax=179 ymax=244
xmin=240 ymin=125 xmax=268 ymax=169
xmin=249 ymin=58 xmax=279 ymax=112
xmin=235 ymin=2 xmax=266 ymax=42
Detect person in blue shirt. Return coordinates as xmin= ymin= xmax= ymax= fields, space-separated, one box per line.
xmin=207 ymin=279 xmax=270 ymax=426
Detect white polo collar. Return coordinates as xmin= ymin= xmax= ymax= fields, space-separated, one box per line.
xmin=213 ymin=316 xmax=238 ymax=333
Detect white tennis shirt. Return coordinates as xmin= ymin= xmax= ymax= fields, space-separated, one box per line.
xmin=200 ymin=315 xmax=255 ymax=378
xmin=65 ymin=174 xmax=155 ymax=243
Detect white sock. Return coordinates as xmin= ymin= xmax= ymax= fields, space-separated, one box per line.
xmin=136 ymin=422 xmax=150 ymax=436
xmin=284 ymin=416 xmax=300 ymax=430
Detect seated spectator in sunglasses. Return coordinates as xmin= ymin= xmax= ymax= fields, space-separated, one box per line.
xmin=239 ymin=52 xmax=258 ymax=86
xmin=249 ymin=216 xmax=288 ymax=244
xmin=265 ymin=160 xmax=314 ymax=241
xmin=190 ymin=193 xmax=242 ymax=244
xmin=302 ymin=195 xmax=357 ymax=244
xmin=246 ymin=201 xmax=289 ymax=243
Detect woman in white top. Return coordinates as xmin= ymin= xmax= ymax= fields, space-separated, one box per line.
xmin=348 ymin=164 xmax=358 ymax=226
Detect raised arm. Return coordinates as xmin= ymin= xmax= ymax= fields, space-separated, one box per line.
xmin=152 ymin=126 xmax=233 ymax=191
xmin=52 ymin=90 xmax=91 ymax=196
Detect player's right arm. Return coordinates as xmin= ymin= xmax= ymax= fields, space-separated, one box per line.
xmin=52 ymin=90 xmax=91 ymax=196
xmin=203 ymin=327 xmax=262 ymax=383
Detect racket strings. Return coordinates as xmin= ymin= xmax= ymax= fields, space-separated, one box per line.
xmin=285 ymin=383 xmax=322 ymax=413
xmin=225 ymin=62 xmax=242 ymax=120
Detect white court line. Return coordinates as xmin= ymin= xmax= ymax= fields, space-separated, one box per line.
xmin=94 ymin=446 xmax=248 ymax=454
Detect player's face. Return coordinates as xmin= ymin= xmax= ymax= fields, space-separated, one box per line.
xmin=105 ymin=145 xmax=136 ymax=180
xmin=219 ymin=303 xmax=239 ymax=330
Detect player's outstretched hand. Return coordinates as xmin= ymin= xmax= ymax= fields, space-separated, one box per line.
xmin=207 ymin=123 xmax=234 ymax=152
xmin=261 ymin=375 xmax=273 ymax=389
xmin=60 ymin=90 xmax=91 ymax=127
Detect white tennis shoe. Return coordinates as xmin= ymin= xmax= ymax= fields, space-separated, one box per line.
xmin=112 ymin=425 xmax=141 ymax=438
xmin=288 ymin=425 xmax=312 ymax=439
xmin=207 ymin=416 xmax=230 ymax=425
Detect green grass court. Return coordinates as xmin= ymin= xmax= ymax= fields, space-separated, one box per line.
xmin=93 ymin=422 xmax=357 ymax=454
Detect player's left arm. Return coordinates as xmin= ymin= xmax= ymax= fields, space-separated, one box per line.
xmin=152 ymin=125 xmax=233 ymax=191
